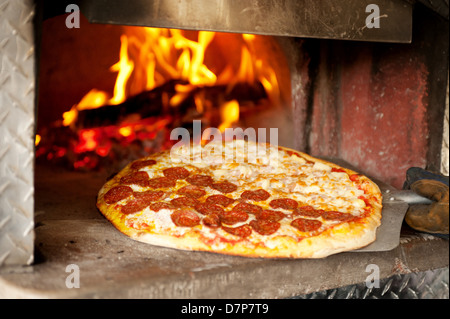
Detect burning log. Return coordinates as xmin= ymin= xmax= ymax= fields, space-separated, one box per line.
xmin=35 ymin=28 xmax=282 ymax=171
xmin=76 ymin=80 xmax=179 ymax=128
xmin=76 ymin=80 xmax=267 ymax=129
xmin=36 ymin=79 xmax=268 ymax=172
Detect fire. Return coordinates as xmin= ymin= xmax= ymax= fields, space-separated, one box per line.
xmin=62 ymin=89 xmax=109 ymax=127
xmin=109 ymin=35 xmax=134 ymax=105
xmin=35 ymin=134 xmax=41 ymax=146
xmin=41 ymin=27 xmax=281 ymax=170
xmin=241 ymin=33 xmax=280 ymax=103
xmin=64 ymin=28 xmax=279 ymax=124
xmin=219 ymin=100 xmax=240 ymax=132
xmin=78 ymin=89 xmax=109 ymax=109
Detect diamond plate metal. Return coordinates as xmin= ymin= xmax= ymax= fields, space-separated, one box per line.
xmin=294 ymin=267 xmax=449 ymax=299
xmin=0 ymin=0 xmax=35 ymax=266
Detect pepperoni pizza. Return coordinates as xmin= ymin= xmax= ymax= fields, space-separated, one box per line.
xmin=96 ymin=140 xmax=382 ymax=258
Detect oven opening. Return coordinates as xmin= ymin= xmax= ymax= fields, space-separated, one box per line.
xmin=1 ymin=0 xmax=448 ymax=298
xmin=35 ymin=14 xmax=292 ymax=173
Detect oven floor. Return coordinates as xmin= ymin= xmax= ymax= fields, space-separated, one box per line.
xmin=0 ymin=164 xmax=448 ymax=298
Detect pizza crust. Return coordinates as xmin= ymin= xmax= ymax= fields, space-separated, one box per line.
xmin=96 ymin=141 xmax=382 ymax=259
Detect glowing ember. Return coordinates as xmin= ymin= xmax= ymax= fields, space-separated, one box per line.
xmin=75 ymin=130 xmax=98 ymax=153
xmin=118 ymin=126 xmax=133 ymax=137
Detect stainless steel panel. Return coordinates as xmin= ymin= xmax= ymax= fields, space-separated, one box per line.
xmin=81 ymin=0 xmax=412 ymax=43
xmin=295 ymin=267 xmax=449 ymax=299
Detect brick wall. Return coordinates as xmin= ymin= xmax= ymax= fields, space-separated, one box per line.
xmin=295 ymin=6 xmax=448 ymax=189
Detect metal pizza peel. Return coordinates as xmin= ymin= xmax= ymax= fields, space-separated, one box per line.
xmin=321 ymin=158 xmax=433 ymax=253
xmin=353 ymin=187 xmax=432 ymax=252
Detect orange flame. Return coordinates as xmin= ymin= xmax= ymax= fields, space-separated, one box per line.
xmin=109 ymin=35 xmax=134 ymax=105
xmin=62 ymin=89 xmax=109 ymax=127
xmin=219 ymin=100 xmax=240 ymax=132
xmin=35 ymin=134 xmax=41 ymax=146
xmin=58 ymin=28 xmax=281 ymax=161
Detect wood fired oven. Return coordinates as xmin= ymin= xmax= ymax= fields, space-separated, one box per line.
xmin=0 ymin=0 xmax=448 ymax=299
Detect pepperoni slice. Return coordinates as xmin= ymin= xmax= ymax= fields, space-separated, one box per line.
xmin=133 ymin=190 xmax=165 ymax=204
xmin=211 ymin=181 xmax=238 ymax=193
xmin=186 ymin=174 xmax=213 ymax=187
xmin=231 ymin=202 xmax=263 ymax=216
xmin=269 ymin=198 xmax=298 ymax=210
xmin=294 ymin=206 xmax=323 ymax=218
xmin=120 ymin=171 xmax=149 ymax=186
xmin=205 ymin=194 xmax=235 ymax=207
xmin=202 ymin=213 xmax=221 ymax=228
xmin=121 ymin=191 xmax=165 ymax=214
xmin=130 ymin=159 xmax=157 ymax=170
xmin=291 ymin=218 xmax=322 ymax=232
xmin=171 ymin=209 xmax=200 ymax=227
xmin=321 ymin=211 xmax=355 ymax=222
xmin=240 ymin=189 xmax=270 ymax=201
xmin=104 ymin=186 xmax=133 ymax=204
xmin=150 ymin=202 xmax=174 ymax=212
xmin=250 ymin=219 xmax=280 ymax=235
xmin=219 ymin=210 xmax=249 ymax=225
xmin=121 ymin=198 xmax=149 ymax=215
xmin=163 ymin=167 xmax=190 ymax=180
xmin=146 ymin=177 xmax=176 ymax=189
xmin=177 ymin=185 xmax=206 ymax=198
xmin=258 ymin=210 xmax=285 ymax=222
xmin=171 ymin=196 xmax=199 ymax=208
xmin=195 ymin=202 xmax=225 ymax=215
xmin=222 ymin=224 xmax=252 ymax=237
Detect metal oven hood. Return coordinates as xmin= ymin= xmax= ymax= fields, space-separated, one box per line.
xmin=80 ymin=0 xmax=413 ymax=43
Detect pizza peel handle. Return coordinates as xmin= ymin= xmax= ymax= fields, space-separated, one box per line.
xmin=386 ymin=190 xmax=433 ymax=205
xmin=318 ymin=158 xmax=435 ymax=253
xmin=353 ymin=190 xmax=432 ymax=252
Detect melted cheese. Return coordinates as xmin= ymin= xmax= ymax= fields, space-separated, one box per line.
xmin=124 ymin=140 xmax=369 ymax=243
